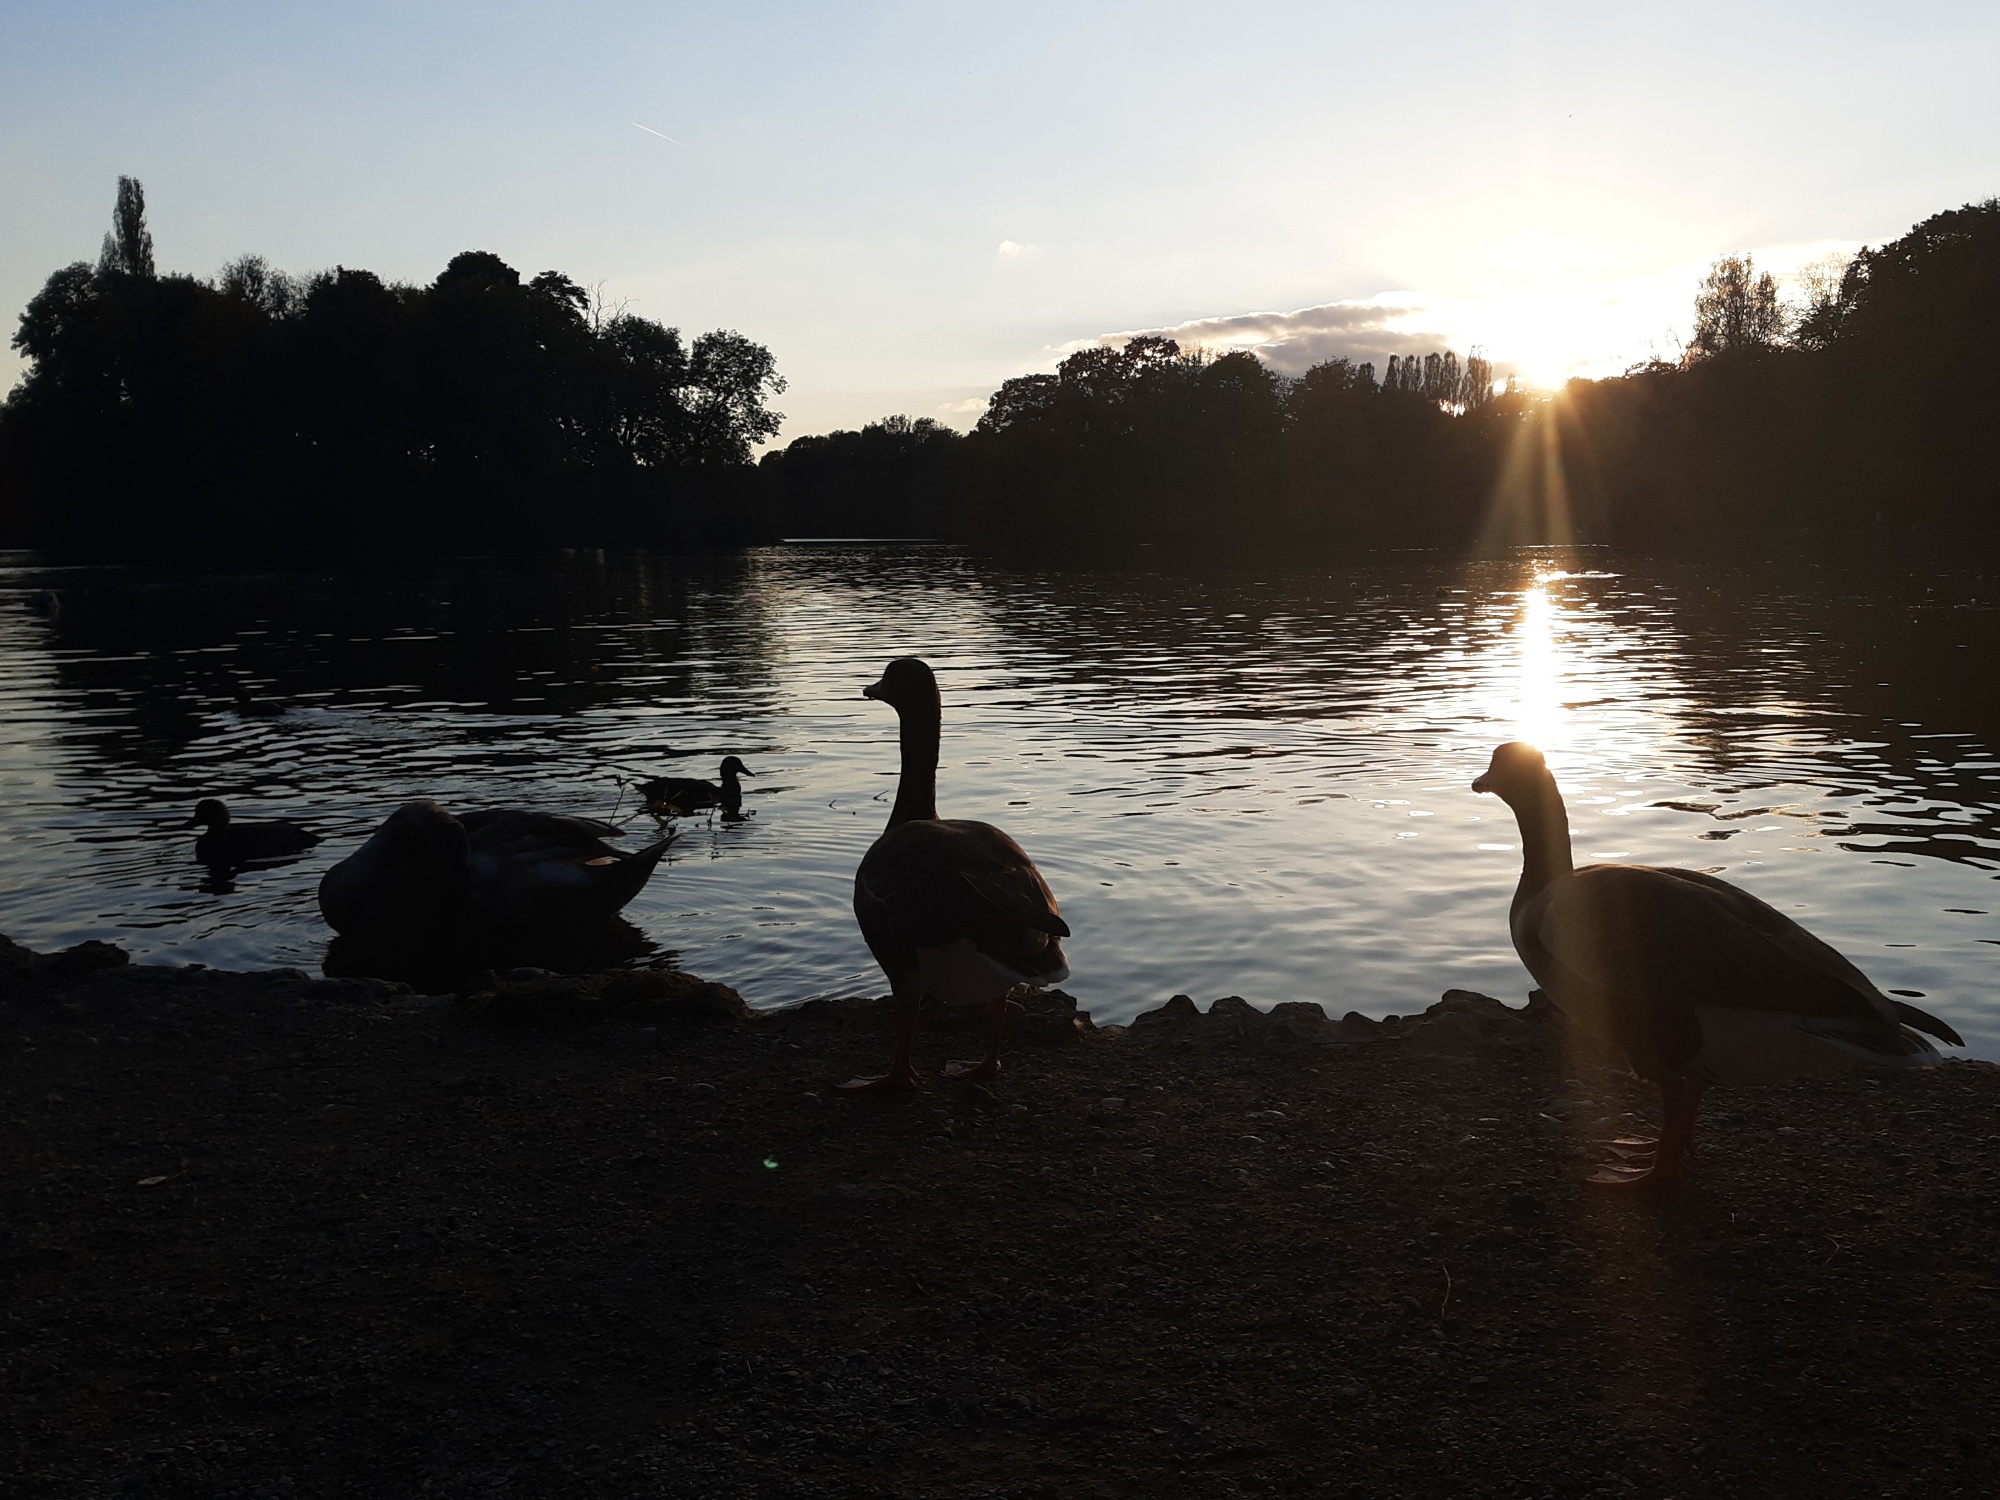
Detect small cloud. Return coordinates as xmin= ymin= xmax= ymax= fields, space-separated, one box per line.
xmin=940 ymin=397 xmax=986 ymax=414
xmin=1057 ymin=294 xmax=1450 ymax=376
xmin=997 ymin=240 xmax=1037 ymax=260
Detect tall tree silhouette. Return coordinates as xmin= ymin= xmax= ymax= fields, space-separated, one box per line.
xmin=97 ymin=176 xmax=155 ymax=279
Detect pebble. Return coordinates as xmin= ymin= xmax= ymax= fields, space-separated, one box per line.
xmin=689 ymin=1083 xmax=718 ymax=1097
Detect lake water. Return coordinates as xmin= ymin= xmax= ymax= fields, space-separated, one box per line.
xmin=3 ymin=543 xmax=1998 ymax=1054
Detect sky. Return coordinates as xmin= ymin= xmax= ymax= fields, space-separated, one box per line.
xmin=2 ymin=1 xmax=1996 ymax=440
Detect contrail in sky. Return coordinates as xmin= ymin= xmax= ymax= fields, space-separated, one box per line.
xmin=631 ymin=122 xmax=687 ymax=147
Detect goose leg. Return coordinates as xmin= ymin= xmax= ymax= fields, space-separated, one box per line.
xmin=836 ymin=987 xmax=922 ymax=1094
xmin=943 ymin=992 xmax=1010 ymax=1082
xmin=1587 ymin=1077 xmax=1702 ymax=1190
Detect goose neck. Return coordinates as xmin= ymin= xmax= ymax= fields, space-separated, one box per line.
xmin=888 ymin=704 xmax=940 ymax=827
xmin=1510 ymin=780 xmax=1574 ymax=898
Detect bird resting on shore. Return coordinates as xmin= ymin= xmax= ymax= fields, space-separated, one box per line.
xmin=318 ymin=801 xmax=671 ymax=940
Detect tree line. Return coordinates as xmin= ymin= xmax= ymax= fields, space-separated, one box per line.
xmin=0 ymin=178 xmax=786 ymax=558
xmin=7 ymin=180 xmax=1997 ymax=560
xmin=757 ymin=339 xmax=1510 ymax=552
xmin=765 ymin=199 xmax=2000 ymax=553
xmin=1548 ymin=200 xmax=2000 ymax=543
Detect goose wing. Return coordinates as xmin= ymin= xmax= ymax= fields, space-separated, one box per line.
xmin=461 ymin=808 xmax=625 ymax=858
xmin=1528 ymin=864 xmax=1898 ymax=1026
xmin=855 ymin=818 xmax=1069 ymax=981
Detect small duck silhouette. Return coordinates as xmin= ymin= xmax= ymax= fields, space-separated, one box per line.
xmin=639 ymin=757 xmax=755 ymax=817
xmin=183 ymin=799 xmax=321 ymax=866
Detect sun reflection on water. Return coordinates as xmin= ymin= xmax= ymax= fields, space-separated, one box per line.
xmin=1514 ymin=574 xmax=1567 ymax=755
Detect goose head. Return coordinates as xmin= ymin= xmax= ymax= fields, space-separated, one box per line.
xmin=1470 ymin=741 xmax=1556 ymax=808
xmin=719 ymin=756 xmax=754 ymax=780
xmin=862 ymin=656 xmax=940 ymax=715
xmin=372 ymin=800 xmax=470 ymax=861
xmin=184 ymin=798 xmax=231 ymax=831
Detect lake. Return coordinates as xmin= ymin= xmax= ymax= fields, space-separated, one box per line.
xmin=3 ymin=543 xmax=1998 ymax=1054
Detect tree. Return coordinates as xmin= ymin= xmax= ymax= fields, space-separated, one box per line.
xmin=1790 ymin=252 xmax=1856 ymax=352
xmin=97 ymin=176 xmax=155 ymax=279
xmin=2 ymin=180 xmax=793 ymax=556
xmin=1689 ymin=255 xmax=1784 ymax=360
xmin=681 ymin=330 xmax=786 ymax=465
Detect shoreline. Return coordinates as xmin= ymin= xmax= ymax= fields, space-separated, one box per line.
xmin=5 ymin=939 xmax=1998 ymax=1498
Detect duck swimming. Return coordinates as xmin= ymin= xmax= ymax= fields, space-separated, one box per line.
xmin=639 ymin=757 xmax=754 ymax=818
xmin=840 ymin=657 xmax=1069 ymax=1093
xmin=318 ymin=801 xmax=671 ymax=941
xmin=183 ymin=799 xmax=320 ymax=866
xmin=1473 ymin=741 xmax=1962 ymax=1189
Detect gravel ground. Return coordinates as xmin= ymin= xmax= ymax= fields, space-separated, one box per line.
xmin=4 ymin=940 xmax=1998 ymax=1499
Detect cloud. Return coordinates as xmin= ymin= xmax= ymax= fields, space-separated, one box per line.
xmin=1061 ymin=294 xmax=1455 ymax=377
xmin=1057 ymin=237 xmax=1867 ymax=388
xmin=996 ymin=240 xmax=1037 ymax=260
xmin=939 ymin=396 xmax=987 ymax=415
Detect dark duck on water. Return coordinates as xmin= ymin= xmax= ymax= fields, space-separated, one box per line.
xmin=183 ymin=799 xmax=321 ymax=865
xmin=1473 ymin=741 xmax=1962 ymax=1188
xmin=840 ymin=657 xmax=1070 ymax=1093
xmin=639 ymin=757 xmax=754 ymax=817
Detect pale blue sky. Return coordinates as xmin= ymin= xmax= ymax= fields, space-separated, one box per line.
xmin=3 ymin=2 xmax=1996 ymax=437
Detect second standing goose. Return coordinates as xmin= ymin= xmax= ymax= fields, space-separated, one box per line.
xmin=1474 ymin=740 xmax=1961 ymax=1188
xmin=840 ymin=657 xmax=1070 ymax=1093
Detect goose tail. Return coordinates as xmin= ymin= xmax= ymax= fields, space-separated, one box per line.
xmin=1891 ymin=999 xmax=1963 ymax=1049
xmin=589 ymin=833 xmax=674 ymax=914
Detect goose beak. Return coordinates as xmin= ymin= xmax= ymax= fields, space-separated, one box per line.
xmin=862 ymin=681 xmax=885 ymax=701
xmin=740 ymin=766 xmax=755 ymax=777
xmin=1471 ymin=773 xmax=1493 ymax=795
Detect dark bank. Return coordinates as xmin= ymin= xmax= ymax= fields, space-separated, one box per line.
xmin=5 ymin=939 xmax=1997 ymax=1499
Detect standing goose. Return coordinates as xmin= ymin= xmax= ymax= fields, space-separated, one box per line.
xmin=639 ymin=757 xmax=754 ymax=818
xmin=840 ymin=657 xmax=1070 ymax=1093
xmin=183 ymin=799 xmax=321 ymax=865
xmin=1474 ymin=741 xmax=1961 ymax=1188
